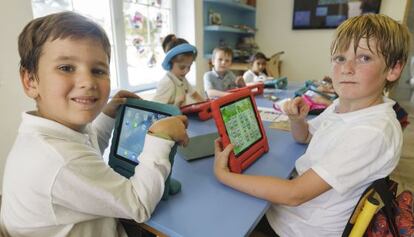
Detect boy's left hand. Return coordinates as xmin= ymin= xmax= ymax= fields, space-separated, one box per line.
xmin=103 ymin=90 xmax=140 ymax=118
xmin=235 ymin=76 xmax=246 ymax=87
xmin=214 ymin=138 xmax=233 ymax=180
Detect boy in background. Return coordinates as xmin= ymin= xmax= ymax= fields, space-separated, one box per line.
xmin=214 ymin=14 xmax=410 ymax=236
xmin=203 ymin=47 xmax=246 ymax=98
xmin=0 ymin=11 xmax=189 ymax=237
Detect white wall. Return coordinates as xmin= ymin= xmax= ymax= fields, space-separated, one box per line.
xmin=256 ymin=0 xmax=408 ymax=82
xmin=0 ymin=1 xmax=34 ymax=194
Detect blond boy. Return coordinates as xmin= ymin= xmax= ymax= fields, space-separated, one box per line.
xmin=214 ymin=14 xmax=410 ymax=236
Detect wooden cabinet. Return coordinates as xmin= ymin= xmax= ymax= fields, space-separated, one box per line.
xmin=203 ymin=0 xmax=256 ymax=61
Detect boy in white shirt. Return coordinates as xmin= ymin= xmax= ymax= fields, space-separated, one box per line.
xmin=213 ymin=14 xmax=410 ymax=236
xmin=0 ymin=11 xmax=189 ymax=237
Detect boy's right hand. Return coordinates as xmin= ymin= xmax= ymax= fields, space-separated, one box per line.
xmin=283 ymin=97 xmax=310 ymax=121
xmin=148 ymin=115 xmax=189 ymax=146
xmin=214 ymin=138 xmax=232 ymax=181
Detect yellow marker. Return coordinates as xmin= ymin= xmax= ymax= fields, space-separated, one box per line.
xmin=349 ymin=196 xmax=380 ymax=237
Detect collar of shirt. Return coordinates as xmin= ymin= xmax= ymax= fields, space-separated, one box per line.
xmin=328 ymin=97 xmax=396 ymax=123
xmin=212 ymin=68 xmax=228 ymax=79
xmin=167 ymin=72 xmax=185 ymax=87
xmin=20 ymin=111 xmax=95 ymax=146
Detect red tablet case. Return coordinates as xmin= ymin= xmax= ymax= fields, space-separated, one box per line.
xmin=180 ymin=101 xmax=212 ymax=121
xmin=211 ymin=88 xmax=269 ymax=173
xmin=228 ymin=82 xmax=264 ymax=96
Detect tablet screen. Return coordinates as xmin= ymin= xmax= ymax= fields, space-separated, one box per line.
xmin=220 ymin=97 xmax=262 ymax=156
xmin=116 ymin=106 xmax=168 ymax=164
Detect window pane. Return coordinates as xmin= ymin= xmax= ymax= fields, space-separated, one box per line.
xmin=123 ymin=0 xmax=173 ymax=88
xmin=32 ymin=0 xmax=72 ymax=17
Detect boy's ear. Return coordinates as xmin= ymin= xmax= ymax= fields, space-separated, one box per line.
xmin=20 ymin=69 xmax=39 ymax=99
xmin=386 ymin=61 xmax=404 ymax=82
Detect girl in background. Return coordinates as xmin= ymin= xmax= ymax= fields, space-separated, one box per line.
xmin=153 ymin=34 xmax=204 ymax=107
xmin=243 ymin=52 xmax=269 ymax=83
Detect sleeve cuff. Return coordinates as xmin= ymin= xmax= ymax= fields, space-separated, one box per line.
xmin=312 ymin=165 xmax=346 ymax=194
xmin=95 ymin=113 xmax=115 ymax=132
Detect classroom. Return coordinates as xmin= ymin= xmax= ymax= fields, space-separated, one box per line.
xmin=0 ymin=1 xmax=413 ymax=237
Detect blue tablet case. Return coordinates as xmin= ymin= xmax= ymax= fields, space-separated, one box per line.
xmin=108 ymin=98 xmax=181 ymax=200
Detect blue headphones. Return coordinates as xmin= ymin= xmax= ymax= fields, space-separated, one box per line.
xmin=161 ymin=43 xmax=197 ymax=71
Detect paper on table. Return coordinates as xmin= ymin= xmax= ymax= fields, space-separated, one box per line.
xmin=257 ymin=107 xmax=289 ymax=122
xmin=269 ymin=120 xmax=291 ymax=131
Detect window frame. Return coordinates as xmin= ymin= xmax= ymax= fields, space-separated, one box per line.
xmin=110 ymin=0 xmax=177 ymax=94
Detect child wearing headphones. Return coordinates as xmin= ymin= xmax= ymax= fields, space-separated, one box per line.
xmin=153 ymin=34 xmax=205 ymax=107
xmin=243 ymin=52 xmax=269 ymax=83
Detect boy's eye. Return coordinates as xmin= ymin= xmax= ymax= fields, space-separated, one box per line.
xmin=92 ymin=68 xmax=108 ymax=76
xmin=332 ymin=55 xmax=346 ymax=64
xmin=357 ymin=55 xmax=371 ymax=63
xmin=58 ymin=65 xmax=75 ymax=72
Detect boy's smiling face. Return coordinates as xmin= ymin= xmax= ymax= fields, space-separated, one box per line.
xmin=330 ymin=38 xmax=401 ymax=111
xmin=22 ymin=37 xmax=110 ymax=131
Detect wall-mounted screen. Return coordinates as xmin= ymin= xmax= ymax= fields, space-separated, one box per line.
xmin=292 ymin=0 xmax=381 ymax=29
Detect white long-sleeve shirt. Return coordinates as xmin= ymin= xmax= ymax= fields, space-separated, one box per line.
xmin=1 ymin=111 xmax=173 ymax=237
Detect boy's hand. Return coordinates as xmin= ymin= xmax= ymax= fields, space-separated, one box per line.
xmin=283 ymin=97 xmax=310 ymax=121
xmin=214 ymin=138 xmax=232 ymax=180
xmin=235 ymin=76 xmax=246 ymax=87
xmin=148 ymin=115 xmax=189 ymax=146
xmin=103 ymin=90 xmax=140 ymax=118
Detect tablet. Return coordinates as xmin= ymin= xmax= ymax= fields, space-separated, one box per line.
xmin=180 ymin=100 xmax=212 ymax=121
xmin=108 ymin=98 xmax=181 ymax=200
xmin=177 ymin=132 xmax=218 ymax=161
xmin=228 ymin=82 xmax=264 ymax=96
xmin=211 ymin=89 xmax=269 ymax=173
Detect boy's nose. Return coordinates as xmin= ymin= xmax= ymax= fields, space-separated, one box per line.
xmin=78 ymin=73 xmax=98 ymax=89
xmin=341 ymin=60 xmax=355 ymax=75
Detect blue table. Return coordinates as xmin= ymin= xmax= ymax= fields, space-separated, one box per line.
xmin=145 ymin=88 xmax=307 ymax=237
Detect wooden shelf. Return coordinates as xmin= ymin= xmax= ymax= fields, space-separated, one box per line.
xmin=230 ymin=63 xmax=249 ymax=71
xmin=204 ymin=25 xmax=255 ymax=34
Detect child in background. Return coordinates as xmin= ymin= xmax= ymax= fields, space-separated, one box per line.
xmin=214 ymin=14 xmax=410 ymax=236
xmin=203 ymin=47 xmax=246 ymax=98
xmin=243 ymin=52 xmax=268 ymax=83
xmin=153 ymin=34 xmax=204 ymax=107
xmin=0 ymin=12 xmax=189 ymax=237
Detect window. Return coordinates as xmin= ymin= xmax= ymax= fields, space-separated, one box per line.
xmin=31 ymin=0 xmax=175 ymax=93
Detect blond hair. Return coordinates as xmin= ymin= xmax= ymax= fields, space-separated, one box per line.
xmin=331 ymin=14 xmax=411 ymax=91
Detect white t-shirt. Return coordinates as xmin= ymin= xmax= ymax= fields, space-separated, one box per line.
xmin=243 ymin=69 xmax=267 ymax=83
xmin=1 ymin=112 xmax=173 ymax=237
xmin=266 ymin=97 xmax=402 ymax=237
xmin=153 ymin=72 xmax=197 ymax=107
